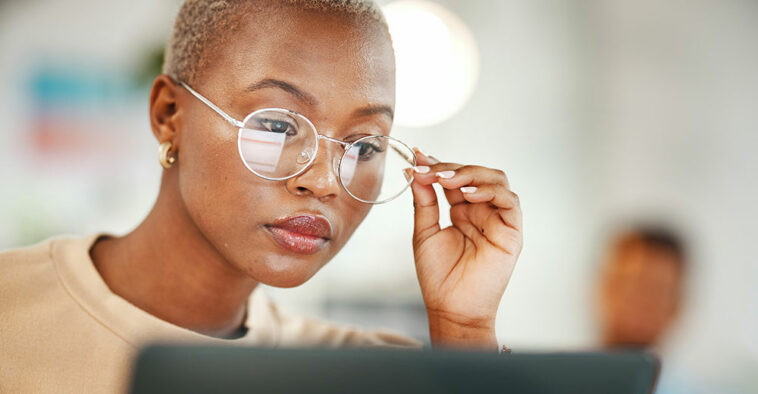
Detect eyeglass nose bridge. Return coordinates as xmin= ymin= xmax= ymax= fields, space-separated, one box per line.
xmin=317 ymin=134 xmax=350 ymax=148
xmin=313 ymin=134 xmax=352 ymax=176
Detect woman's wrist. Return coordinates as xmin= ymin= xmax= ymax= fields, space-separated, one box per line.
xmin=426 ymin=309 xmax=498 ymax=351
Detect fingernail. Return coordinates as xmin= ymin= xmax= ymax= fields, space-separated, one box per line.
xmin=460 ymin=186 xmax=478 ymax=193
xmin=403 ymin=168 xmax=413 ymax=181
xmin=413 ymin=147 xmax=440 ymax=164
xmin=413 ymin=165 xmax=430 ymax=174
xmin=436 ymin=170 xmax=455 ymax=179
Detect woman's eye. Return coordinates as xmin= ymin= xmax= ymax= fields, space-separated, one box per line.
xmin=259 ymin=118 xmax=297 ymax=136
xmin=354 ymin=141 xmax=385 ymax=161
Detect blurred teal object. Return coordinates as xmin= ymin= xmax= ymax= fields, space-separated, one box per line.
xmin=27 ymin=61 xmax=139 ymax=112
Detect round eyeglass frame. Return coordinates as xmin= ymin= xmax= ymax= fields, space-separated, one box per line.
xmin=237 ymin=108 xmax=417 ymax=204
xmin=177 ymin=80 xmax=417 ymax=204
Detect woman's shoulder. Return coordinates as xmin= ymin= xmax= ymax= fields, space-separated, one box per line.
xmin=0 ymin=234 xmax=99 ymax=285
xmin=0 ymin=236 xmax=57 ymax=271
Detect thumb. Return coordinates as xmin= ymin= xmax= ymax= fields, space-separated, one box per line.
xmin=410 ymin=148 xmax=441 ymax=245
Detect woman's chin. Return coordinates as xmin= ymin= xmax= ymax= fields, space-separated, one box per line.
xmin=238 ymin=254 xmax=325 ymax=288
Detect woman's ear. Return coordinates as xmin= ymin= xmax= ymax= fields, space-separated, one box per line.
xmin=149 ymin=74 xmax=182 ymax=147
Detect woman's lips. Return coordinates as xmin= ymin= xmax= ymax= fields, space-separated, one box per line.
xmin=265 ymin=214 xmax=332 ymax=255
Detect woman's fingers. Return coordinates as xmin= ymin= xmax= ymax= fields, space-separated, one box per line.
xmin=412 ymin=163 xmax=508 ymax=187
xmin=412 ymin=148 xmax=440 ymax=166
xmin=412 ymin=149 xmax=466 ymax=208
xmin=408 ymin=151 xmax=442 ymax=245
xmin=435 ymin=165 xmax=509 ymax=188
xmin=411 ymin=162 xmax=463 ymax=186
xmin=412 ymin=162 xmax=511 ymax=208
xmin=410 ymin=148 xmax=521 ymax=245
xmin=451 ymin=188 xmax=523 ymax=255
xmin=461 ymin=184 xmax=523 ymax=232
xmin=410 ymin=178 xmax=442 ymax=245
xmin=460 ymin=183 xmax=519 ymax=211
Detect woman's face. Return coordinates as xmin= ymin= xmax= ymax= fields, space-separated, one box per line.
xmin=171 ymin=9 xmax=395 ymax=287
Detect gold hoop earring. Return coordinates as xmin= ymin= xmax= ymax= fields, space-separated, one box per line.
xmin=158 ymin=141 xmax=176 ymax=169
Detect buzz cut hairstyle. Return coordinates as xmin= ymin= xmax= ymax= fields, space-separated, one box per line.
xmin=163 ymin=0 xmax=389 ymax=85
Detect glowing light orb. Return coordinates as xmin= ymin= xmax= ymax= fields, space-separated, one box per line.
xmin=383 ymin=1 xmax=480 ymax=128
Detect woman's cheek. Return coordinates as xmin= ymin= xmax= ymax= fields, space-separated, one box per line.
xmin=335 ymin=201 xmax=372 ymax=245
xmin=179 ymin=130 xmax=247 ymax=233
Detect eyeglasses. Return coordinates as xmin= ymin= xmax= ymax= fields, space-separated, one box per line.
xmin=177 ymin=80 xmax=417 ymax=204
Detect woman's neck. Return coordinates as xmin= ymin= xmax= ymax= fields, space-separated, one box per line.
xmin=90 ymin=180 xmax=258 ymax=339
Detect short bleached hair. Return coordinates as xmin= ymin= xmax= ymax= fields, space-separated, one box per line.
xmin=163 ymin=0 xmax=389 ymax=84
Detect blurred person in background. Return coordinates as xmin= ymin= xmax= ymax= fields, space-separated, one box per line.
xmin=0 ymin=0 xmax=523 ymax=392
xmin=597 ymin=225 xmax=686 ymax=349
xmin=596 ymin=225 xmax=694 ymax=393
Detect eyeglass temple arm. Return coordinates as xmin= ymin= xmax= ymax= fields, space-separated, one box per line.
xmin=177 ymin=78 xmax=417 ymax=166
xmin=177 ymin=81 xmax=246 ymax=128
xmin=391 ymin=145 xmax=416 ymax=165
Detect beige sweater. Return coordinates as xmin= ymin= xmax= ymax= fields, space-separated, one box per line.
xmin=0 ymin=234 xmax=421 ymax=393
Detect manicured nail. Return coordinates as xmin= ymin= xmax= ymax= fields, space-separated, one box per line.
xmin=461 ymin=186 xmax=477 ymax=193
xmin=413 ymin=165 xmax=430 ymax=174
xmin=436 ymin=171 xmax=455 ymax=179
xmin=413 ymin=147 xmax=440 ymax=164
xmin=403 ymin=168 xmax=413 ymax=181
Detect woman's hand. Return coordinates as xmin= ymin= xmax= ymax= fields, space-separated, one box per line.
xmin=409 ymin=148 xmax=523 ymax=350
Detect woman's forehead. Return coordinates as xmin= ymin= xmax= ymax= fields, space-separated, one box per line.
xmin=207 ymin=8 xmax=395 ymax=106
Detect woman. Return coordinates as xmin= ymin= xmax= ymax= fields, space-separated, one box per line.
xmin=0 ymin=0 xmax=523 ymax=392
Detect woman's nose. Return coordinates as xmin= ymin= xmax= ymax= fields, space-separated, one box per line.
xmin=284 ymin=141 xmax=341 ymax=201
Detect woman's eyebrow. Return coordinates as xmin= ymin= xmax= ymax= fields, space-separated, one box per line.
xmin=352 ymin=105 xmax=394 ymax=120
xmin=245 ymin=78 xmax=393 ymax=120
xmin=245 ymin=78 xmax=318 ymax=106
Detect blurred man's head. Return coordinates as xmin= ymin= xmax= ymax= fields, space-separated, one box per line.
xmin=597 ymin=227 xmax=686 ymax=348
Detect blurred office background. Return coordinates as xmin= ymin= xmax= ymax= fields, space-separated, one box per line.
xmin=0 ymin=0 xmax=756 ymax=392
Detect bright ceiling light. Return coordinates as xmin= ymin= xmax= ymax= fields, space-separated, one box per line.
xmin=383 ymin=0 xmax=480 ymax=128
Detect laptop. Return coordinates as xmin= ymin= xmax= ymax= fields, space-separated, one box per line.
xmin=129 ymin=344 xmax=659 ymax=394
